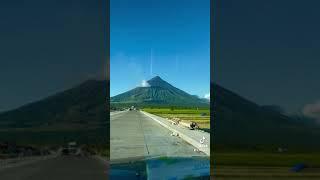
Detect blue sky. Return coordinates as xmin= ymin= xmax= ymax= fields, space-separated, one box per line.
xmin=110 ymin=0 xmax=210 ymax=98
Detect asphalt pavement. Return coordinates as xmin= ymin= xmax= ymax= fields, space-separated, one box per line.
xmin=0 ymin=156 xmax=107 ymax=180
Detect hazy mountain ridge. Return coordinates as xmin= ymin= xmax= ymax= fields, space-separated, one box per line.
xmin=0 ymin=80 xmax=108 ymax=128
xmin=213 ymin=83 xmax=320 ymax=149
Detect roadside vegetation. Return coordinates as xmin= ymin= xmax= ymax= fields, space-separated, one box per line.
xmin=212 ymin=151 xmax=320 ymax=179
xmin=214 ymin=152 xmax=320 ymax=167
xmin=142 ymin=107 xmax=210 ymax=131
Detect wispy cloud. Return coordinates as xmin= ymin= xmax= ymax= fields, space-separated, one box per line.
xmin=111 ymin=52 xmax=144 ymax=80
xmin=175 ymin=55 xmax=179 ymax=72
xmin=150 ymin=49 xmax=153 ymax=77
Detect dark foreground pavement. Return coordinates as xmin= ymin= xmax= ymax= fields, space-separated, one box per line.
xmin=0 ymin=156 xmax=107 ymax=180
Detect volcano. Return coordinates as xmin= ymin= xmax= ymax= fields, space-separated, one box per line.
xmin=111 ymin=76 xmax=209 ymax=107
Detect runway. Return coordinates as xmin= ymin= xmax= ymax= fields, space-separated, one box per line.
xmin=110 ymin=110 xmax=206 ymax=162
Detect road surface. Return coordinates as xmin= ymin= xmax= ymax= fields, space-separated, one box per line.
xmin=0 ymin=156 xmax=107 ymax=180
xmin=110 ymin=110 xmax=206 ymax=162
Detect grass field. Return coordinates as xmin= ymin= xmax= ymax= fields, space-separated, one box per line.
xmin=142 ymin=107 xmax=210 ymax=130
xmin=212 ymin=152 xmax=320 ymax=179
xmin=213 ymin=166 xmax=320 ymax=180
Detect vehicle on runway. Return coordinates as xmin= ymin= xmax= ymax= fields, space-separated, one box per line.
xmin=61 ymin=142 xmax=78 ymax=156
xmin=129 ymin=106 xmax=137 ymax=111
xmin=61 ymin=148 xmax=70 ymax=156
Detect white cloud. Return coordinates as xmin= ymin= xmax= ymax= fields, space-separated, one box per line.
xmin=141 ymin=80 xmax=150 ymax=87
xmin=204 ymin=93 xmax=210 ymax=100
xmin=303 ymin=101 xmax=320 ymax=120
